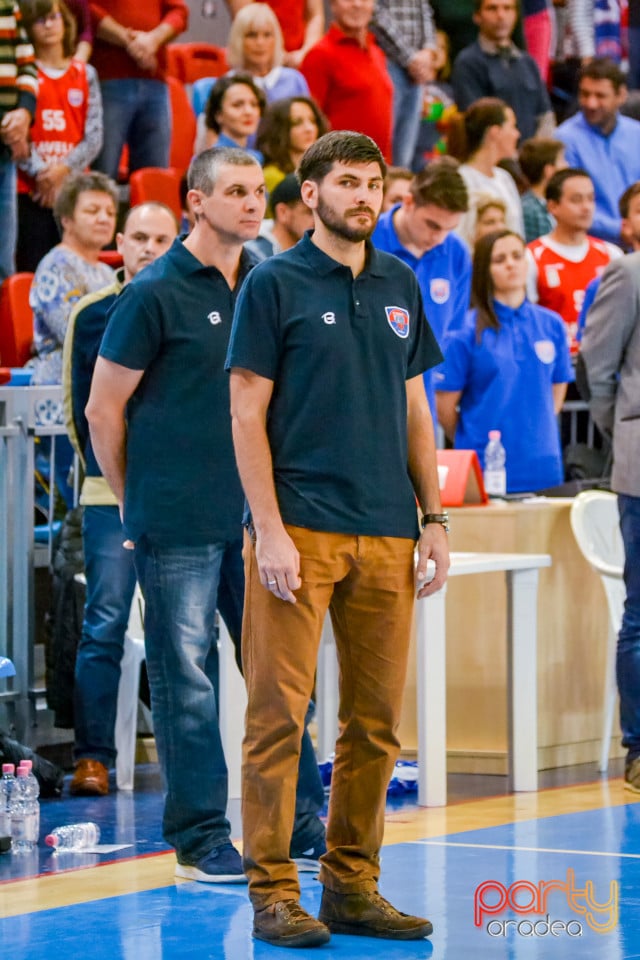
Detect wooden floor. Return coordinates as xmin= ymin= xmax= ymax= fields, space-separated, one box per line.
xmin=1 ymin=761 xmax=639 ymax=958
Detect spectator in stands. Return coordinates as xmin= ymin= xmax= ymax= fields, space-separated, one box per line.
xmin=451 ymin=0 xmax=555 ymax=142
xmin=556 ymin=58 xmax=640 ymax=244
xmin=301 ymin=0 xmax=393 ymax=161
xmin=202 ymin=73 xmax=265 ymax=159
xmin=30 ymin=170 xmax=117 ymax=386
xmin=371 ymin=0 xmax=436 ymax=168
xmin=473 ymin=193 xmax=506 ymax=242
xmin=63 ymin=202 xmax=178 ymax=797
xmin=17 ymin=0 xmax=103 ymax=273
xmin=518 ymin=137 xmax=566 ymax=243
xmin=527 ymin=167 xmax=621 ymax=356
xmin=411 ymin=28 xmax=456 ymax=172
xmin=257 ymin=95 xmax=327 ymax=199
xmin=89 ymin=0 xmax=189 ymax=180
xmin=436 ymin=229 xmax=573 ymax=492
xmin=193 ymin=3 xmax=310 ymax=131
xmin=65 ymin=0 xmax=93 ymax=61
xmin=0 ymin=2 xmax=37 ymax=282
xmin=245 ymin=173 xmax=313 ymax=261
xmin=521 ymin=0 xmax=553 ymax=83
xmin=372 ymin=158 xmax=470 ymax=416
xmin=448 ymin=97 xmax=523 ymax=246
xmin=382 ymin=165 xmax=413 ymax=210
xmin=225 ymin=0 xmax=325 ymax=69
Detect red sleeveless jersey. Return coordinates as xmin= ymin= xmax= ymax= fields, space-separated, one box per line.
xmin=18 ymin=60 xmax=89 ymax=195
xmin=528 ymin=235 xmax=614 ymax=354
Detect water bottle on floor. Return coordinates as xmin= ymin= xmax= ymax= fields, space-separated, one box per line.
xmin=0 ymin=764 xmax=15 ymax=853
xmin=10 ymin=767 xmax=38 ymax=852
xmin=484 ymin=430 xmax=507 ymax=498
xmin=45 ymin=822 xmax=101 ymax=851
xmin=17 ymin=760 xmax=40 ymax=842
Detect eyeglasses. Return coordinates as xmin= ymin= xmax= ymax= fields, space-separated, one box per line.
xmin=34 ymin=10 xmax=63 ymax=26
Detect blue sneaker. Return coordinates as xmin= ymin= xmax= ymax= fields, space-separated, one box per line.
xmin=290 ymin=836 xmax=327 ymax=872
xmin=175 ymin=841 xmax=247 ymax=883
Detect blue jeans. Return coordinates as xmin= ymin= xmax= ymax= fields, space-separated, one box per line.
xmin=95 ymin=79 xmax=171 ymax=180
xmin=387 ymin=59 xmax=423 ymax=168
xmin=618 ymin=494 xmax=640 ymax=762
xmin=0 ymin=159 xmax=16 ymax=281
xmin=74 ymin=506 xmax=137 ymax=765
xmin=216 ymin=541 xmax=326 ymax=852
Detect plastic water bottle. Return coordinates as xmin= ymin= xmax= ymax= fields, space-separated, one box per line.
xmin=17 ymin=760 xmax=40 ymax=841
xmin=484 ymin=430 xmax=507 ymax=498
xmin=0 ymin=764 xmax=15 ymax=854
xmin=45 ymin=822 xmax=101 ymax=851
xmin=10 ymin=767 xmax=38 ymax=852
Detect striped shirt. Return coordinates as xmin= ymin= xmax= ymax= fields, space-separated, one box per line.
xmin=0 ymin=2 xmax=37 ymax=122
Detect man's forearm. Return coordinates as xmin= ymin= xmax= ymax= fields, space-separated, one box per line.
xmin=231 ymin=411 xmax=283 ymax=535
xmin=407 ymin=387 xmax=443 ymax=514
xmin=87 ymin=414 xmax=127 ymax=506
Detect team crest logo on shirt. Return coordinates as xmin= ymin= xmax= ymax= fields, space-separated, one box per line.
xmin=67 ymin=88 xmax=84 ymax=107
xmin=534 ymin=339 xmax=556 ymax=364
xmin=385 ymin=305 xmax=410 ymax=338
xmin=430 ymin=278 xmax=450 ymax=304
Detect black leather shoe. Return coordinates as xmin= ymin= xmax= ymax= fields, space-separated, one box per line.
xmin=318 ymin=887 xmax=433 ymax=940
xmin=253 ymin=900 xmax=331 ymax=948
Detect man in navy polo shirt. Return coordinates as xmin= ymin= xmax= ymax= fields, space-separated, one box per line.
xmin=372 ymin=158 xmax=470 ymax=418
xmin=228 ymin=131 xmax=449 ymax=948
xmin=84 ymin=147 xmax=325 ymax=885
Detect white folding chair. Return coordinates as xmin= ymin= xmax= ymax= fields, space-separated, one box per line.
xmin=570 ymin=490 xmax=626 ymax=772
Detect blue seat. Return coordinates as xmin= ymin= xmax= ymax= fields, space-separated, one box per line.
xmin=191 ymin=76 xmax=216 ymax=116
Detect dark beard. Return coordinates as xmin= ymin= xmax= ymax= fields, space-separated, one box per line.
xmin=316 ymin=195 xmax=376 ymax=242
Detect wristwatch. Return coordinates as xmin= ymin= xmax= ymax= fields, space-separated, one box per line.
xmin=421 ymin=512 xmax=450 ymax=533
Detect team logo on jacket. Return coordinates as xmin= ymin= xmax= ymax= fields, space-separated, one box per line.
xmin=385 ymin=305 xmax=410 ymax=338
xmin=534 ymin=339 xmax=556 ymax=364
xmin=68 ymin=88 xmax=84 ymax=107
xmin=430 ymin=278 xmax=450 ymax=304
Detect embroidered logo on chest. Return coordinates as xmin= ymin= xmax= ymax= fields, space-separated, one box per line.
xmin=430 ymin=278 xmax=450 ymax=304
xmin=208 ymin=311 xmax=222 ymax=325
xmin=322 ymin=311 xmax=336 ymax=324
xmin=385 ymin=305 xmax=410 ymax=338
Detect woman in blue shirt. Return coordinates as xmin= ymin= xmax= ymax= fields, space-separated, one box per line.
xmin=436 ymin=229 xmax=574 ymax=493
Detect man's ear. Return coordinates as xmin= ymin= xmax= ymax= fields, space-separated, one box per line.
xmin=300 ymin=180 xmax=318 ymax=210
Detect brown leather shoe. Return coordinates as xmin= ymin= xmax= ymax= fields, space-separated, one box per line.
xmin=318 ymin=887 xmax=433 ymax=940
xmin=70 ymin=758 xmax=109 ymax=796
xmin=253 ymin=900 xmax=331 ymax=948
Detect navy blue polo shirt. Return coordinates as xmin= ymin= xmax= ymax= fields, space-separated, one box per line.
xmin=99 ymin=238 xmax=250 ymax=546
xmin=226 ymin=233 xmax=442 ymax=539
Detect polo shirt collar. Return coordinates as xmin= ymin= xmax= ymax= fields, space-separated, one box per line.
xmin=478 ymin=35 xmax=521 ymax=59
xmin=328 ymin=21 xmax=375 ymax=50
xmin=494 ymin=297 xmax=528 ymax=323
xmin=299 ymin=231 xmax=385 ymax=277
xmin=171 ymin=237 xmax=254 ymax=283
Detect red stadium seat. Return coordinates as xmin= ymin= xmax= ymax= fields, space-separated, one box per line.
xmin=165 ymin=42 xmax=228 ymax=84
xmin=128 ymin=167 xmax=183 ymax=223
xmin=0 ymin=272 xmax=34 ymax=368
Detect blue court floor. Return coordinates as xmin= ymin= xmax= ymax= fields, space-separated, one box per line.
xmin=1 ymin=765 xmax=640 ymax=959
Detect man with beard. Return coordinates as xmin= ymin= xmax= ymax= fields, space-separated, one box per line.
xmin=227 ymin=130 xmax=449 ymax=948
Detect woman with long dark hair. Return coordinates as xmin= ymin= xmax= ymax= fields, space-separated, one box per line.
xmin=436 ymin=229 xmax=573 ymax=493
xmin=257 ymin=95 xmax=327 ymax=197
xmin=448 ymin=97 xmax=523 ymax=246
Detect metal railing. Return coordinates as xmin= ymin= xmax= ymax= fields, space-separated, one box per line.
xmin=0 ymin=385 xmax=68 ymax=743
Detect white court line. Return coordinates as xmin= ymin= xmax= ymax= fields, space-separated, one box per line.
xmin=414 ymin=840 xmax=640 ymax=860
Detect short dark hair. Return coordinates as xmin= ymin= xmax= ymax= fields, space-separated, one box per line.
xmin=619 ymin=181 xmax=640 ymax=218
xmin=54 ymin=170 xmax=119 ymax=221
xmin=409 ymin=157 xmax=468 ymax=213
xmin=473 ymin=0 xmax=518 ymax=12
xmin=545 ymin=167 xmax=592 ymax=204
xmin=518 ymin=138 xmax=565 ymax=186
xmin=20 ymin=0 xmax=77 ymax=57
xmin=205 ymin=73 xmax=266 ymax=134
xmin=578 ymin=57 xmax=627 ymax=92
xmin=297 ymin=130 xmax=386 ymax=185
xmin=187 ymin=146 xmax=261 ymax=196
xmin=257 ymin=96 xmax=328 ymax=173
xmin=471 ymin=229 xmax=524 ymax=338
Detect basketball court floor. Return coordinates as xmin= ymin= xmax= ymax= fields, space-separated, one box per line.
xmin=1 ymin=762 xmax=639 ymax=959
